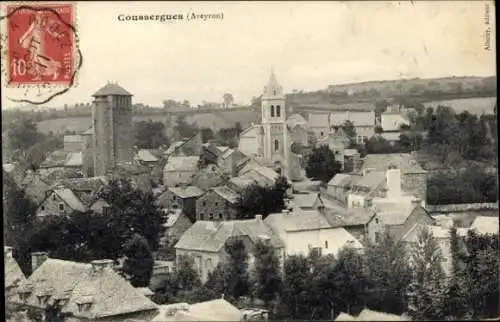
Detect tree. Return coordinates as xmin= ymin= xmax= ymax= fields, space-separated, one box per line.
xmin=224 ymin=237 xmax=251 ymax=301
xmin=364 ymin=231 xmax=412 ymax=314
xmin=133 ymin=120 xmax=169 ymax=149
xmin=375 ymin=100 xmax=389 ymax=116
xmin=174 ymin=115 xmax=198 ymax=139
xmin=305 ymin=145 xmax=342 ymax=183
xmin=281 ymin=255 xmax=313 ymax=319
xmin=407 ymin=226 xmax=447 ymax=320
xmin=8 ymin=118 xmax=45 ymax=167
xmin=200 ymin=127 xmax=215 ymax=143
xmin=237 ymin=176 xmax=290 ymax=219
xmin=342 ymin=120 xmax=357 ymax=145
xmin=364 ymin=136 xmax=396 ymax=154
xmin=122 ymin=233 xmax=155 ymax=287
xmin=251 ymin=240 xmax=283 ymax=307
xmin=223 ymin=93 xmax=234 ymax=108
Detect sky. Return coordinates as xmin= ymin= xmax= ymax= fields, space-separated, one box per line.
xmin=1 ymin=1 xmax=496 ymax=109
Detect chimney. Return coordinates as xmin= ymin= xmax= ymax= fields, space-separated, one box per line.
xmin=32 ymin=252 xmax=49 ymax=272
xmin=90 ymin=259 xmax=114 ymax=273
xmin=386 ymin=166 xmax=402 ymax=199
xmin=4 ymin=246 xmax=13 ymax=258
xmin=255 ymin=214 xmax=262 ymax=221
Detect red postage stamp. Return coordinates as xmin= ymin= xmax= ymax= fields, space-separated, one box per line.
xmin=6 ymin=3 xmax=76 ymax=86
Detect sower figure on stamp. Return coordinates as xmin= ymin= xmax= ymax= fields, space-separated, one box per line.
xmin=18 ymin=11 xmax=62 ymax=81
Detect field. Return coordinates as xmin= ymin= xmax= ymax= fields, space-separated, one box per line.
xmin=36 ymin=108 xmax=260 ymax=135
xmin=423 ymin=96 xmax=496 ymax=115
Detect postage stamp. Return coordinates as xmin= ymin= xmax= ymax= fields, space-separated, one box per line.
xmin=5 ymin=3 xmax=75 ymax=86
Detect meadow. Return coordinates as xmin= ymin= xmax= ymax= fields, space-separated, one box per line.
xmin=423 ymin=96 xmax=496 ymax=115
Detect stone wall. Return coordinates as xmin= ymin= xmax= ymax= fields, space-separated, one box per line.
xmin=195 ymin=190 xmax=238 ymax=221
xmin=112 ymin=96 xmax=133 ymax=164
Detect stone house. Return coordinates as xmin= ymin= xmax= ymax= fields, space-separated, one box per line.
xmin=157 ymin=185 xmax=204 ymax=222
xmin=347 ymin=171 xmax=387 ymax=208
xmin=264 ymin=209 xmax=364 ymax=258
xmin=217 ymin=148 xmax=245 ymax=176
xmin=366 ymin=200 xmax=435 ymax=244
xmin=13 ymin=255 xmax=158 ymax=321
xmin=192 ymin=164 xmax=226 ymax=191
xmin=162 ymin=208 xmax=193 ymax=243
xmin=195 ymin=186 xmax=240 ymax=221
xmin=163 ymin=156 xmax=200 ymax=188
xmin=111 ymin=162 xmax=152 ymax=192
xmin=36 ymin=188 xmax=87 ymax=217
xmin=358 ymin=153 xmax=428 ymax=205
xmin=175 ymin=217 xmax=285 ymax=283
xmin=320 ymin=206 xmax=374 ymax=244
xmin=326 ymin=174 xmax=354 ymax=205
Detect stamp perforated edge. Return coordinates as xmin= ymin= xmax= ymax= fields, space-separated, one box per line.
xmin=1 ymin=1 xmax=81 ymax=90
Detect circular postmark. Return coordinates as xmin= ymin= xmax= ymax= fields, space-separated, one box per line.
xmin=0 ymin=2 xmax=82 ymax=105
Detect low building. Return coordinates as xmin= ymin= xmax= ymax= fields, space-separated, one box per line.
xmin=5 ymin=246 xmax=26 ymax=303
xmin=320 ymin=206 xmax=374 ymax=243
xmin=347 ymin=171 xmax=386 ymax=208
xmin=195 ymin=186 xmax=240 ymax=221
xmin=14 ymin=256 xmax=158 ymax=321
xmin=157 ymin=185 xmax=204 ymax=222
xmin=326 ymin=174 xmax=353 ymax=205
xmin=175 ymin=217 xmax=284 ymax=282
xmin=163 ymin=156 xmax=200 ymax=188
xmin=264 ymin=209 xmax=364 ymax=258
xmin=289 ymin=192 xmax=324 ymax=210
xmin=163 ymin=133 xmax=203 ymax=158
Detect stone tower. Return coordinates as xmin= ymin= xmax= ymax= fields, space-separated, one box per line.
xmin=261 ymin=70 xmax=290 ymax=178
xmin=92 ymin=82 xmax=134 ymax=176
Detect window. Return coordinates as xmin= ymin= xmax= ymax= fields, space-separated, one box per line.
xmin=206 ymin=258 xmax=213 ymax=270
xmin=219 ymin=213 xmax=224 ymax=220
xmin=215 ymin=202 xmax=218 ymax=206
xmin=52 ymin=194 xmax=56 ymax=201
xmin=199 ymin=213 xmax=204 ymax=220
xmin=320 ymin=132 xmax=324 ymax=137
xmin=58 ymin=203 xmax=65 ymax=211
xmin=202 ymin=201 xmax=206 ymax=206
xmin=41 ymin=205 xmax=45 ymax=211
xmin=270 ymin=105 xmax=275 ymax=117
xmin=274 ymin=140 xmax=279 ymax=151
xmin=325 ymin=241 xmax=328 ymax=249
xmin=178 ymin=173 xmax=181 ymax=178
xmin=375 ymin=232 xmax=381 ymax=243
xmin=103 ymin=206 xmax=110 ymax=216
xmin=209 ymin=213 xmax=214 ymax=220
xmin=375 ymin=217 xmax=379 ymax=224
xmin=276 ymin=105 xmax=281 ymax=117
xmin=172 ymin=195 xmax=177 ymax=201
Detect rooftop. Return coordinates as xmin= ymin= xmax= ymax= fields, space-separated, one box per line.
xmin=93 ymin=83 xmax=133 ymax=97
xmin=164 ymin=156 xmax=200 ymax=172
xmin=135 ymin=149 xmax=159 ymax=163
xmin=168 ymin=185 xmax=205 ymax=199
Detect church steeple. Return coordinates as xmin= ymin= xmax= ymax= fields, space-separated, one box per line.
xmin=263 ymin=68 xmax=284 ymax=99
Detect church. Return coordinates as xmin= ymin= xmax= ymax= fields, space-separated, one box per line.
xmin=238 ymin=71 xmax=307 ymax=181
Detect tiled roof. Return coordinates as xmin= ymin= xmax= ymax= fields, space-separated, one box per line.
xmin=374 ymin=202 xmax=419 ymax=226
xmin=265 ymin=209 xmax=331 ymax=232
xmin=64 ymin=152 xmax=83 ymax=167
xmin=153 ymin=299 xmax=242 ymax=321
xmin=353 ymin=171 xmax=386 ymax=193
xmin=164 ymin=141 xmax=186 ymax=155
xmin=114 ymin=162 xmax=150 ymax=175
xmin=328 ymin=174 xmax=353 ymax=187
xmin=220 ymin=148 xmax=235 ymax=160
xmin=61 ymin=265 xmax=157 ymax=319
xmin=290 ymin=193 xmax=320 ymax=208
xmin=308 ymin=113 xmax=330 ymax=128
xmin=135 ymin=149 xmax=159 ymax=162
xmin=329 ymin=110 xmax=375 ymax=127
xmin=164 ymin=156 xmax=200 ymax=172
xmin=163 ymin=209 xmax=186 ymax=228
xmin=55 ymin=176 xmax=108 ymax=193
xmin=357 ymin=309 xmax=408 ymax=321
xmin=320 ymin=201 xmax=374 ymax=226
xmin=4 ymin=248 xmax=26 ymax=289
xmin=360 ymin=153 xmax=426 ymax=174
xmin=212 ymin=186 xmax=240 ymax=204
xmin=287 ymin=113 xmax=308 ymax=129
xmin=54 ymin=188 xmax=87 ymax=212
xmin=216 ymin=146 xmax=230 ymax=154
xmin=169 ymin=186 xmax=205 ymax=199
xmin=228 ymin=177 xmax=256 ymax=192
xmin=93 ymin=83 xmax=133 ymax=97
xmin=175 ymin=218 xmax=284 ymax=252
xmin=470 ymin=216 xmax=499 ymax=235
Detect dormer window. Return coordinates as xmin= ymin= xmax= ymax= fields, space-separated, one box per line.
xmin=58 ymin=203 xmax=65 ymax=212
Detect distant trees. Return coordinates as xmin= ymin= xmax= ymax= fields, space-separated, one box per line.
xmin=223 ymin=93 xmax=234 ymax=108
xmin=174 ymin=115 xmax=198 ymax=139
xmin=133 ymin=120 xmax=169 ymax=149
xmin=305 ymin=145 xmax=342 ymax=183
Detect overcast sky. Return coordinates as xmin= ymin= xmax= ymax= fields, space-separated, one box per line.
xmin=1 ymin=1 xmax=496 ymax=109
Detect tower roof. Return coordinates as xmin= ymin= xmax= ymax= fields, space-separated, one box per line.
xmin=93 ymin=82 xmax=133 ymax=97
xmin=263 ymin=69 xmax=284 ymax=99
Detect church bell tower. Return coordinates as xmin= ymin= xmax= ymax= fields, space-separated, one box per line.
xmin=261 ymin=69 xmax=290 ymax=178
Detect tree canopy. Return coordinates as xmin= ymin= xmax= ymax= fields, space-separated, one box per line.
xmin=133 ymin=120 xmax=169 ymax=149
xmin=305 ymin=145 xmax=342 ymax=183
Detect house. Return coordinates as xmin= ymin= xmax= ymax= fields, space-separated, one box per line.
xmin=157 ymin=185 xmax=204 ymax=222
xmin=134 ymin=149 xmax=159 ymax=166
xmin=347 ymin=171 xmax=386 ymax=208
xmin=55 ymin=176 xmax=109 ymax=207
xmin=192 ymin=164 xmax=226 ymax=191
xmin=36 ymin=188 xmax=87 ymax=217
xmin=14 ymin=255 xmax=158 ymax=321
xmin=111 ymin=162 xmax=153 ymax=192
xmin=175 ymin=217 xmax=285 ymax=282
xmin=217 ymin=147 xmax=245 ymax=176
xmin=381 ymin=110 xmax=410 ymax=132
xmin=287 ymin=113 xmax=309 ymax=147
xmin=153 ymin=299 xmax=243 ymax=322
xmin=343 ymin=148 xmax=361 ymax=173
xmin=239 ymin=166 xmax=280 ymax=188
xmin=5 ymin=246 xmax=26 ymax=302
xmin=470 ymin=216 xmax=499 ymax=235
xmin=320 ymin=205 xmax=374 ymax=243
xmin=264 ymin=209 xmax=364 ymax=258
xmin=357 ymin=153 xmax=428 ymax=205
xmin=366 ymin=199 xmax=435 ymax=244
xmin=38 ymin=150 xmax=71 ymax=176
xmin=89 ymin=198 xmax=111 ymax=215
xmin=63 ymin=135 xmax=85 ymax=152
xmin=326 ymin=174 xmax=354 ymax=205
xmin=289 ymin=192 xmax=324 ymax=210
xmin=195 ymin=186 xmax=240 ymax=221
xmin=316 ymin=128 xmax=351 ymax=168
xmin=64 ymin=152 xmax=84 ymax=171
xmin=163 ymin=156 xmax=200 ymax=188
